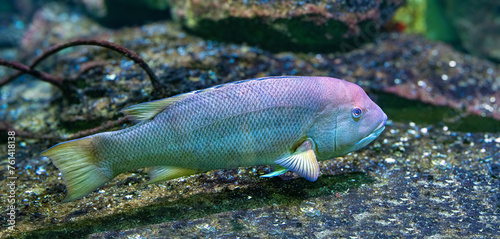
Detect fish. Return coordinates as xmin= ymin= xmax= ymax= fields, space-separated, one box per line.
xmin=42 ymin=76 xmax=387 ymax=202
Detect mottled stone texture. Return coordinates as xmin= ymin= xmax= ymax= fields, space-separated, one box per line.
xmin=79 ymin=0 xmax=171 ymax=27
xmin=441 ymin=0 xmax=500 ymax=62
xmin=169 ymin=0 xmax=405 ymax=52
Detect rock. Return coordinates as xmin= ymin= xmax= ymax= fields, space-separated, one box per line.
xmin=5 ymin=120 xmax=500 ymax=238
xmin=424 ymin=0 xmax=460 ymax=43
xmin=168 ymin=0 xmax=405 ymax=52
xmin=388 ymin=0 xmax=500 ymax=62
xmin=78 ymin=0 xmax=171 ymax=28
xmin=16 ymin=3 xmax=107 ymax=57
xmin=441 ymin=0 xmax=500 ymax=62
xmin=0 ymin=0 xmax=38 ymax=48
xmin=2 ymin=18 xmax=500 ymax=239
xmin=0 ymin=0 xmax=37 ymax=19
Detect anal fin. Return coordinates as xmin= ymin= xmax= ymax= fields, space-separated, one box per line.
xmin=147 ymin=166 xmax=198 ymax=184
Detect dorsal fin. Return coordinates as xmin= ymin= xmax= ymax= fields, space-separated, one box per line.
xmin=121 ymin=76 xmax=285 ymax=121
xmin=121 ymin=94 xmax=190 ymax=121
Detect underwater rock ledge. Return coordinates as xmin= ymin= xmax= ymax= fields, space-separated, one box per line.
xmin=1 ymin=15 xmax=500 ymax=238
xmin=169 ymin=0 xmax=405 ymax=52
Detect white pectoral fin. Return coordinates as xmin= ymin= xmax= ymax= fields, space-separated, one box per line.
xmin=274 ymin=140 xmax=319 ymax=182
xmin=146 ymin=166 xmax=198 ymax=184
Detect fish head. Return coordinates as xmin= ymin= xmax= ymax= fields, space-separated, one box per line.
xmin=331 ymin=80 xmax=387 ymax=156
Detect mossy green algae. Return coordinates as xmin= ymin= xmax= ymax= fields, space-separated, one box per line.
xmin=7 ymin=173 xmax=373 ymax=239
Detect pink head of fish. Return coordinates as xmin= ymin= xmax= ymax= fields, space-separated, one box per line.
xmin=325 ymin=78 xmax=388 ymax=156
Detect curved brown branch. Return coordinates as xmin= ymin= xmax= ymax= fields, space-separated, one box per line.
xmin=0 ymin=39 xmax=164 ymax=95
xmin=0 ymin=58 xmax=63 ymax=89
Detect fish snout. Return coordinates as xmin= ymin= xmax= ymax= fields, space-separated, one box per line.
xmin=379 ymin=112 xmax=388 ymax=130
xmin=369 ymin=100 xmax=387 ymax=131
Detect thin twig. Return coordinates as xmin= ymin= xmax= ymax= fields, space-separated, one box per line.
xmin=0 ymin=59 xmax=64 ymax=89
xmin=75 ymin=60 xmax=106 ymax=79
xmin=0 ymin=39 xmax=164 ymax=95
xmin=0 ymin=40 xmax=164 ymax=142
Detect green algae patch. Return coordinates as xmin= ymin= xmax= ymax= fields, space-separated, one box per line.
xmin=170 ymin=0 xmax=404 ymax=52
xmin=376 ymin=92 xmax=500 ymax=133
xmin=8 ymin=173 xmax=373 ymax=239
xmin=185 ymin=16 xmax=359 ymax=52
xmin=183 ymin=17 xmax=385 ymax=53
xmin=82 ymin=0 xmax=171 ymax=28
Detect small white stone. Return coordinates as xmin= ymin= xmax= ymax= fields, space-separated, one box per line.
xmin=105 ymin=74 xmax=116 ymax=80
xmin=385 ymin=158 xmax=396 ymax=163
xmin=418 ymin=80 xmax=427 ymax=87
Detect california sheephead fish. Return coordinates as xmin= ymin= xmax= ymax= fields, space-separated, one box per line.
xmin=42 ymin=76 xmax=387 ymax=202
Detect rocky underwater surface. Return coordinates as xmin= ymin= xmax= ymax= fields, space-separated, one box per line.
xmin=0 ymin=0 xmax=499 ymax=238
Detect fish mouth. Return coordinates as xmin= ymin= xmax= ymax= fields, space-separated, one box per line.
xmin=371 ymin=114 xmax=388 ymax=137
xmin=358 ymin=125 xmax=385 ymax=146
xmin=353 ymin=119 xmax=387 ymax=150
xmin=373 ymin=120 xmax=386 ymax=136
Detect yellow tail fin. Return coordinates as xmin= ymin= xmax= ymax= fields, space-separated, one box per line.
xmin=41 ymin=136 xmax=111 ymax=202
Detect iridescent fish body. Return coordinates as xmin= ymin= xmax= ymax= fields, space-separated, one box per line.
xmin=42 ymin=76 xmax=387 ymax=201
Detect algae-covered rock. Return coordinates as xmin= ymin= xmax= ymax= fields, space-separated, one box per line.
xmin=402 ymin=0 xmax=500 ymax=62
xmin=390 ymin=0 xmax=427 ymax=34
xmin=169 ymin=0 xmax=405 ymax=52
xmin=79 ymin=0 xmax=171 ymax=27
xmin=442 ymin=0 xmax=500 ymax=62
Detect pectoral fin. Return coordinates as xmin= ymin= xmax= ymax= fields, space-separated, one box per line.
xmin=146 ymin=166 xmax=198 ymax=184
xmin=274 ymin=140 xmax=319 ymax=181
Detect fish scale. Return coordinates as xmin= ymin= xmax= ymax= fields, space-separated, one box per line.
xmin=42 ymin=76 xmax=387 ymax=202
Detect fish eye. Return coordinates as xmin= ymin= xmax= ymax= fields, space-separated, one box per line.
xmin=352 ymin=107 xmax=362 ymax=119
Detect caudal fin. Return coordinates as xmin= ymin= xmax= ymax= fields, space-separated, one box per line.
xmin=41 ymin=136 xmax=111 ymax=202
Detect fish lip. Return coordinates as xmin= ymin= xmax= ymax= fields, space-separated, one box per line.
xmin=373 ymin=125 xmax=386 ymax=135
xmin=374 ymin=114 xmax=388 ymax=133
xmin=359 ymin=117 xmax=387 ymax=144
xmin=374 ymin=120 xmax=386 ymax=134
xmin=352 ymin=121 xmax=386 ymax=151
xmin=346 ymin=114 xmax=388 ymax=152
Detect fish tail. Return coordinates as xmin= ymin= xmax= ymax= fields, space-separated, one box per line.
xmin=41 ymin=136 xmax=111 ymax=202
